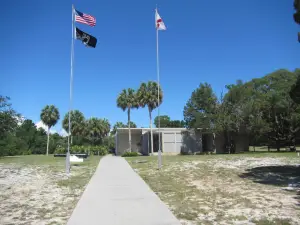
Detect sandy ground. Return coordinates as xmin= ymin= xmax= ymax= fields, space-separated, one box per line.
xmin=129 ymin=155 xmax=300 ymax=225
xmin=0 ymin=157 xmax=99 ymax=225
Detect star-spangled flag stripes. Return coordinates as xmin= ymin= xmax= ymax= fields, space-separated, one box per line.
xmin=74 ymin=9 xmax=96 ymax=27
xmin=155 ymin=9 xmax=166 ymax=30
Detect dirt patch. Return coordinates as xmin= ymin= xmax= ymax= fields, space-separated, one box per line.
xmin=128 ymin=155 xmax=300 ymax=225
xmin=0 ymin=157 xmax=99 ymax=225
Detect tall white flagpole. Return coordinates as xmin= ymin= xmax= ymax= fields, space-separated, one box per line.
xmin=156 ymin=8 xmax=162 ymax=170
xmin=66 ymin=4 xmax=75 ymax=174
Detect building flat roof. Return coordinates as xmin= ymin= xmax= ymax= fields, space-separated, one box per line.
xmin=116 ymin=127 xmax=188 ymax=134
xmin=117 ymin=128 xmax=187 ymax=130
xmin=116 ymin=127 xmax=210 ymax=134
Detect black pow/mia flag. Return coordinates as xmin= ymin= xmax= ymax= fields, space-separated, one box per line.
xmin=75 ymin=27 xmax=97 ymax=48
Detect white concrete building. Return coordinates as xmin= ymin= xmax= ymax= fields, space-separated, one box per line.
xmin=115 ymin=128 xmax=216 ymax=155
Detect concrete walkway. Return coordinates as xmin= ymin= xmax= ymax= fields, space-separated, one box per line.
xmin=67 ymin=156 xmax=181 ymax=225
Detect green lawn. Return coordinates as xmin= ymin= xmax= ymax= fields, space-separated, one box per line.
xmin=0 ymin=154 xmax=101 ymax=225
xmin=127 ymin=153 xmax=300 ymax=225
xmin=249 ymin=146 xmax=300 ymax=152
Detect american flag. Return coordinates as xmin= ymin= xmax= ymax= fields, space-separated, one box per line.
xmin=74 ymin=9 xmax=96 ymax=27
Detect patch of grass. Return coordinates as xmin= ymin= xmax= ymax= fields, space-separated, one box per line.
xmin=127 ymin=154 xmax=299 ymax=224
xmin=126 ymin=152 xmax=297 ymax=166
xmin=0 ymin=154 xmax=101 ymax=172
xmin=21 ymin=211 xmax=26 ymax=217
xmin=37 ymin=207 xmax=52 ymax=218
xmin=197 ymin=220 xmax=213 ymax=225
xmin=177 ymin=211 xmax=198 ymax=220
xmin=231 ymin=215 xmax=248 ymax=221
xmin=122 ymin=152 xmax=139 ymax=157
xmin=5 ymin=208 xmax=13 ymax=214
xmin=57 ymin=156 xmax=101 ymax=189
xmin=57 ymin=172 xmax=90 ymax=189
xmin=48 ymin=222 xmax=58 ymax=225
xmin=0 ymin=155 xmax=102 ymax=225
xmin=252 ymin=218 xmax=292 ymax=225
xmin=0 ymin=154 xmax=64 ymax=165
xmin=249 ymin=145 xmax=300 ymax=152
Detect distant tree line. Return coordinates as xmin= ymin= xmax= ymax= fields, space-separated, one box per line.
xmin=0 ymin=96 xmax=114 ymax=157
xmin=0 ymin=97 xmax=61 ymax=156
xmin=184 ymin=69 xmax=300 ymax=151
xmin=61 ymin=110 xmax=111 ymax=146
xmin=3 ymin=67 xmax=300 ymax=156
xmin=154 ymin=115 xmax=185 ymax=128
xmin=111 ymin=121 xmax=137 ymax=135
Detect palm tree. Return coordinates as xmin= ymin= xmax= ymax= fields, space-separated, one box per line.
xmin=62 ymin=110 xmax=85 ymax=140
xmin=111 ymin=121 xmax=137 ymax=135
xmin=86 ymin=118 xmax=102 ymax=145
xmin=117 ymin=88 xmax=138 ymax=152
xmin=40 ymin=105 xmax=60 ymax=155
xmin=85 ymin=117 xmax=111 ymax=145
xmin=111 ymin=122 xmax=127 ymax=135
xmin=137 ymin=81 xmax=163 ymax=154
xmin=99 ymin=118 xmax=111 ymax=139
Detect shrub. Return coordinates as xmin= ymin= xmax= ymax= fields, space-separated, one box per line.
xmin=122 ymin=152 xmax=139 ymax=157
xmin=91 ymin=145 xmax=108 ymax=156
xmin=54 ymin=145 xmax=108 ymax=155
xmin=54 ymin=147 xmax=66 ymax=154
xmin=23 ymin=150 xmax=32 ymax=155
xmin=72 ymin=145 xmax=87 ymax=153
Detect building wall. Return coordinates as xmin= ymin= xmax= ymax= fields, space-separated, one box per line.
xmin=162 ymin=131 xmax=188 ymax=154
xmin=202 ymin=133 xmax=214 ymax=152
xmin=180 ymin=130 xmax=203 ymax=154
xmin=116 ymin=129 xmax=223 ymax=155
xmin=215 ymin=133 xmax=226 ymax=154
xmin=214 ymin=132 xmax=249 ymax=153
xmin=138 ymin=130 xmax=203 ymax=155
xmin=234 ymin=126 xmax=250 ymax=152
xmin=116 ymin=132 xmax=142 ymax=155
xmin=163 ymin=132 xmax=176 ymax=153
xmin=234 ymin=134 xmax=249 ymax=152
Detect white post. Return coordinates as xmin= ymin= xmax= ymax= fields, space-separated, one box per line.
xmin=174 ymin=132 xmax=176 ymax=153
xmin=66 ymin=4 xmax=75 ymax=175
xmin=156 ymin=8 xmax=162 ymax=169
xmin=115 ymin=130 xmax=118 ymax=155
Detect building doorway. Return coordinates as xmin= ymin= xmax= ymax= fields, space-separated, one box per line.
xmin=150 ymin=132 xmax=162 ymax=153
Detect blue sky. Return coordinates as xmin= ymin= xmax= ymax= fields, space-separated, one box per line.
xmin=1 ymin=0 xmax=300 ymax=132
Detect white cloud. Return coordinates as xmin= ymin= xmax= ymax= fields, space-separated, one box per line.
xmin=35 ymin=121 xmax=69 ymax=137
xmin=14 ymin=115 xmax=26 ymax=126
xmin=35 ymin=121 xmax=59 ymax=135
xmin=58 ymin=129 xmax=69 ymax=137
xmin=36 ymin=121 xmax=49 ymax=131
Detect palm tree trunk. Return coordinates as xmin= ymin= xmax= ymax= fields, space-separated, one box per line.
xmin=46 ymin=127 xmax=50 ymax=156
xmin=128 ymin=108 xmax=132 ymax=152
xmin=149 ymin=107 xmax=154 ymax=155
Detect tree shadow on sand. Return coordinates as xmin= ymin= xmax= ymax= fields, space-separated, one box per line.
xmin=239 ymin=165 xmax=300 ymax=206
xmin=239 ymin=165 xmax=300 ymax=186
